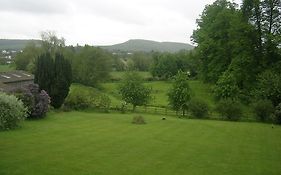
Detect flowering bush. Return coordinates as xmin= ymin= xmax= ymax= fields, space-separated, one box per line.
xmin=13 ymin=83 xmax=50 ymax=119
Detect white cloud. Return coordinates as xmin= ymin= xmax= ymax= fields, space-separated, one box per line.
xmin=0 ymin=0 xmax=242 ymax=45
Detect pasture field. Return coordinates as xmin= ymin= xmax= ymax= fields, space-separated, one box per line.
xmin=101 ymin=80 xmax=215 ymax=108
xmin=109 ymin=71 xmax=152 ymax=81
xmin=0 ymin=111 xmax=281 ymax=175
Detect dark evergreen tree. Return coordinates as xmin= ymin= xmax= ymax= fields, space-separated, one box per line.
xmin=50 ymin=53 xmax=72 ymax=108
xmin=35 ymin=52 xmax=72 ymax=109
xmin=34 ymin=52 xmax=54 ymax=94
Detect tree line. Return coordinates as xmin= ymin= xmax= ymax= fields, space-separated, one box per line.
xmin=192 ymin=0 xmax=281 ymax=106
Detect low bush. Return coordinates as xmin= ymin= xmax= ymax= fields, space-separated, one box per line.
xmin=216 ymin=99 xmax=243 ymax=121
xmin=64 ymin=84 xmax=112 ymax=112
xmin=132 ymin=115 xmax=146 ymax=124
xmin=64 ymin=88 xmax=92 ymax=110
xmin=13 ymin=83 xmax=50 ymax=119
xmin=274 ymin=103 xmax=281 ymax=124
xmin=189 ymin=99 xmax=209 ymax=118
xmin=252 ymin=100 xmax=274 ymax=122
xmin=0 ymin=92 xmax=27 ymax=130
xmin=93 ymin=94 xmax=111 ymax=112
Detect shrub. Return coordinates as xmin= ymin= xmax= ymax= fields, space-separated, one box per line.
xmin=64 ymin=88 xmax=92 ymax=110
xmin=0 ymin=92 xmax=27 ymax=130
xmin=216 ymin=99 xmax=243 ymax=121
xmin=189 ymin=99 xmax=209 ymax=118
xmin=254 ymin=70 xmax=281 ymax=106
xmin=252 ymin=100 xmax=274 ymax=122
xmin=13 ymin=83 xmax=50 ymax=119
xmin=93 ymin=94 xmax=111 ymax=112
xmin=274 ymin=103 xmax=281 ymax=124
xmin=132 ymin=115 xmax=146 ymax=124
xmin=213 ymin=72 xmax=240 ymax=100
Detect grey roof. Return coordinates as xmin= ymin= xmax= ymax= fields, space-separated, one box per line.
xmin=0 ymin=71 xmax=34 ymax=83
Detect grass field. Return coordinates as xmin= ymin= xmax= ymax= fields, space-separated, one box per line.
xmin=101 ymin=80 xmax=215 ymax=108
xmin=0 ymin=111 xmax=280 ymax=175
xmin=0 ymin=64 xmax=14 ymax=72
xmin=109 ymin=71 xmax=152 ymax=80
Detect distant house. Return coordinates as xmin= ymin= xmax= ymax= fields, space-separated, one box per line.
xmin=0 ymin=71 xmax=34 ymax=92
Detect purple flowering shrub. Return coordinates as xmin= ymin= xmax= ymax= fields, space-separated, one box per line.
xmin=13 ymin=83 xmax=50 ymax=119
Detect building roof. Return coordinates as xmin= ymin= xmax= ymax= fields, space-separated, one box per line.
xmin=0 ymin=70 xmax=34 ymax=83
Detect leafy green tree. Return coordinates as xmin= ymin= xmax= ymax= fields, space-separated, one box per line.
xmin=72 ymin=46 xmax=112 ymax=87
xmin=40 ymin=31 xmax=65 ymax=56
xmin=14 ymin=42 xmax=42 ymax=72
xmin=213 ymin=71 xmax=241 ymax=100
xmin=119 ymin=72 xmax=151 ymax=111
xmin=254 ymin=69 xmax=281 ymax=106
xmin=131 ymin=52 xmax=152 ymax=71
xmin=192 ymin=0 xmax=239 ymax=83
xmin=151 ymin=50 xmax=199 ymax=79
xmin=168 ymin=71 xmax=191 ymax=116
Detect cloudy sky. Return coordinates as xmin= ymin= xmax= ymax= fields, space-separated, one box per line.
xmin=0 ymin=0 xmax=242 ymax=45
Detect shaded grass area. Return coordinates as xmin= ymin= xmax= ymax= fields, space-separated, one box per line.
xmin=0 ymin=111 xmax=281 ymax=175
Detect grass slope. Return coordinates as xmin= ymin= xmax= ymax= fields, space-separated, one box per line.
xmin=0 ymin=111 xmax=280 ymax=175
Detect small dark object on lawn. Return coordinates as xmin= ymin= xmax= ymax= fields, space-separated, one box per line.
xmin=132 ymin=115 xmax=146 ymax=124
xmin=162 ymin=117 xmax=166 ymax=120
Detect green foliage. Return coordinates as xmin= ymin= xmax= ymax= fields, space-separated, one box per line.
xmin=0 ymin=92 xmax=27 ymax=130
xmin=168 ymin=71 xmax=191 ymax=115
xmin=150 ymin=51 xmax=198 ymax=80
xmin=72 ymin=46 xmax=112 ymax=87
xmin=64 ymin=87 xmax=92 ymax=110
xmin=216 ymin=99 xmax=243 ymax=121
xmin=213 ymin=72 xmax=241 ymax=100
xmin=132 ymin=115 xmax=146 ymax=124
xmin=93 ymin=94 xmax=111 ymax=112
xmin=131 ymin=52 xmax=152 ymax=71
xmin=192 ymin=0 xmax=240 ymax=83
xmin=274 ymin=103 xmax=281 ymax=124
xmin=252 ymin=99 xmax=274 ymax=122
xmin=189 ymin=99 xmax=209 ymax=118
xmin=35 ymin=52 xmax=72 ymax=109
xmin=119 ymin=72 xmax=151 ymax=111
xmin=64 ymin=84 xmax=111 ymax=111
xmin=254 ymin=70 xmax=281 ymax=106
xmin=14 ymin=42 xmax=42 ymax=72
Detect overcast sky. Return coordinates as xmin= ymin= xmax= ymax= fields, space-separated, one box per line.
xmin=0 ymin=0 xmax=242 ymax=45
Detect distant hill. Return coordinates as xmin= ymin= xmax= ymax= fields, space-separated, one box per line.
xmin=1 ymin=39 xmax=194 ymax=53
xmin=0 ymin=39 xmax=40 ymax=50
xmin=100 ymin=39 xmax=194 ymax=53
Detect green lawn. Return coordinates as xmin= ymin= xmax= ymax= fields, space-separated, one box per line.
xmin=0 ymin=111 xmax=280 ymax=175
